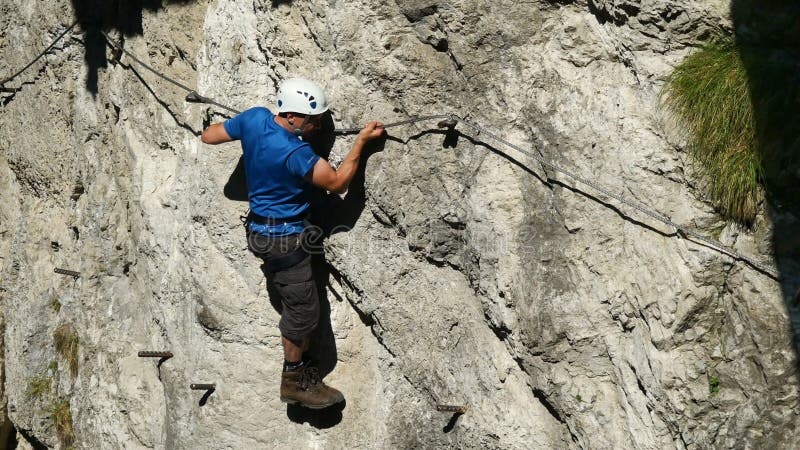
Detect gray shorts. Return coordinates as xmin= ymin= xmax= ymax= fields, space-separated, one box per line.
xmin=249 ymin=232 xmax=320 ymax=342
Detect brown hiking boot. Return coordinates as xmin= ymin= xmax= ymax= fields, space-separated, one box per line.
xmin=280 ymin=366 xmax=344 ymax=409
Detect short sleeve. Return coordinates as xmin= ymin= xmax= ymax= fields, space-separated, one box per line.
xmin=286 ymin=144 xmax=321 ymax=179
xmin=224 ymin=107 xmax=263 ymax=140
xmin=223 ymin=113 xmax=244 ymax=140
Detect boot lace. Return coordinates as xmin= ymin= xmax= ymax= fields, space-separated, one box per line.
xmin=299 ymin=366 xmax=322 ymax=390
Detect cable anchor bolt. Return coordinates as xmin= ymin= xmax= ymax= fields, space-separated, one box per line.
xmin=185 ymin=91 xmax=205 ymax=103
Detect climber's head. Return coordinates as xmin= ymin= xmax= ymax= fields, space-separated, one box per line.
xmin=276 ymin=77 xmax=328 ymax=137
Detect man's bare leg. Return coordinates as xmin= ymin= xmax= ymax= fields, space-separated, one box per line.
xmin=282 ymin=335 xmax=308 ymax=365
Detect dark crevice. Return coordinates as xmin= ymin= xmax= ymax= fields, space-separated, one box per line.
xmin=352 ymin=303 xmax=375 ymax=328
xmin=300 ymin=13 xmax=325 ymax=53
xmin=532 ymin=389 xmax=564 ymax=422
xmin=446 ymin=48 xmax=463 ymax=74
xmin=422 ymin=254 xmax=461 ymax=272
xmin=629 ymin=364 xmax=648 ymax=398
xmin=325 ymin=262 xmax=398 ymax=359
xmin=326 ymin=261 xmax=362 ymax=296
xmin=619 ymin=3 xmax=641 ymax=17
xmin=531 ymin=389 xmax=579 ymax=443
xmin=112 ymin=103 xmax=121 ymax=122
xmin=587 ymin=0 xmax=613 ymax=25
xmin=485 ymin=313 xmax=512 ymax=342
xmin=617 ymin=43 xmax=641 ymax=84
xmin=370 ymin=314 xmax=397 ymax=357
xmin=14 ymin=428 xmax=48 ymax=450
xmin=678 ymin=430 xmax=689 ymax=448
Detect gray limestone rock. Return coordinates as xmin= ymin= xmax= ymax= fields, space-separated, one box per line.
xmin=1 ymin=0 xmax=798 ymax=449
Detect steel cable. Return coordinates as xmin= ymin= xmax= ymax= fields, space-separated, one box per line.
xmin=1 ymin=19 xmax=79 ymax=87
xmin=451 ymin=114 xmax=780 ymax=278
xmin=101 ymin=33 xmax=780 ymax=279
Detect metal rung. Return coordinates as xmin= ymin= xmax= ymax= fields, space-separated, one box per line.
xmin=190 ymin=383 xmax=216 ymax=390
xmin=436 ymin=404 xmax=468 ymax=414
xmin=54 ymin=267 xmax=80 ymax=278
xmin=138 ymin=351 xmax=173 ymax=358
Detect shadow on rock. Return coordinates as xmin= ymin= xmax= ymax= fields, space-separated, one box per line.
xmin=310 ymin=140 xmax=387 ymax=236
xmin=70 ymin=0 xmax=196 ymax=93
xmin=286 ymin=399 xmax=346 ymax=429
xmin=731 ymin=0 xmax=800 ymax=379
xmin=223 ymin=156 xmax=248 ymax=202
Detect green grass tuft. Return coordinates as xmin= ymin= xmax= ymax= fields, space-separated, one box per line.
xmin=25 ymin=375 xmax=52 ymax=400
xmin=661 ymin=36 xmax=761 ymax=223
xmin=49 ymin=399 xmax=75 ymax=447
xmin=50 ymin=296 xmax=61 ymax=313
xmin=709 ymin=376 xmax=721 ymax=396
xmin=661 ymin=33 xmax=799 ymax=223
xmin=53 ymin=324 xmax=79 ymax=379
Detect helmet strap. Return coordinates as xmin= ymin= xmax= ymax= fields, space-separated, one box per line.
xmin=289 ymin=114 xmax=306 ymax=136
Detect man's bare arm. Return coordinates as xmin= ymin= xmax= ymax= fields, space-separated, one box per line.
xmin=201 ymin=123 xmax=233 ymax=144
xmin=306 ymin=121 xmax=384 ymax=194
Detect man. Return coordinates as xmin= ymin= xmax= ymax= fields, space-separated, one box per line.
xmin=201 ymin=77 xmax=384 ymax=409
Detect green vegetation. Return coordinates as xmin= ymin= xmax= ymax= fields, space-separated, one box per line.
xmin=53 ymin=323 xmax=79 ymax=379
xmin=50 ymin=296 xmax=61 ymax=313
xmin=48 ymin=399 xmax=75 ymax=447
xmin=575 ymin=394 xmax=582 ymax=402
xmin=709 ymin=376 xmax=721 ymax=396
xmin=661 ymin=33 xmax=799 ymax=224
xmin=661 ymin=36 xmax=760 ymax=223
xmin=25 ymin=375 xmax=52 ymax=400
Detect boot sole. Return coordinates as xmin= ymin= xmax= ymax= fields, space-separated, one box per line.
xmin=280 ymin=397 xmax=342 ymax=410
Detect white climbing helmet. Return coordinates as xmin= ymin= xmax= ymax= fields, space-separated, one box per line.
xmin=275 ymin=77 xmax=328 ymax=115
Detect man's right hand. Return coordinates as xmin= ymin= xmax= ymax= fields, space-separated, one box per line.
xmin=357 ymin=121 xmax=385 ymax=143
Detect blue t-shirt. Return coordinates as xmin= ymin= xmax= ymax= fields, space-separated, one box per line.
xmin=224 ymin=107 xmax=320 ymax=236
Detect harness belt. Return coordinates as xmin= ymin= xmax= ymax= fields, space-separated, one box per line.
xmin=248 ymin=211 xmax=308 ymax=225
xmin=244 ymin=210 xmax=312 ymax=273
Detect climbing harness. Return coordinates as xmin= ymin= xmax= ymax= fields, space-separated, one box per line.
xmin=245 ymin=216 xmax=312 ymax=272
xmin=8 ymin=25 xmax=780 ymax=279
xmin=0 ymin=19 xmax=78 ymax=87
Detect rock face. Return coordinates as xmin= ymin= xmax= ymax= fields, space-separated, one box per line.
xmin=1 ymin=0 xmax=798 ymax=449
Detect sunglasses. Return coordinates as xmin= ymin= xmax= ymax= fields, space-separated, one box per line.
xmin=295 ymin=113 xmax=323 ymax=125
